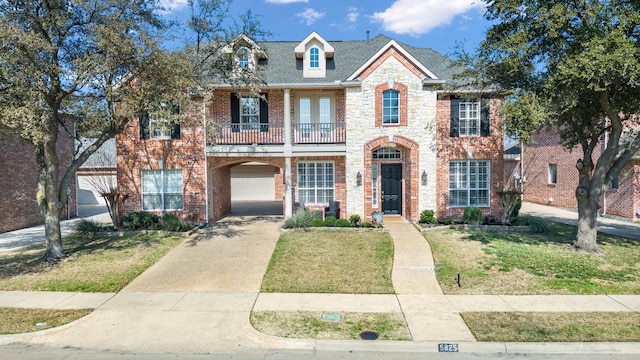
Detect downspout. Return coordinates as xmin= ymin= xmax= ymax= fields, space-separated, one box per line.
xmin=203 ymin=99 xmax=209 ymax=224
xmin=602 ymin=127 xmax=608 ymax=216
xmin=520 ymin=139 xmax=525 ymax=194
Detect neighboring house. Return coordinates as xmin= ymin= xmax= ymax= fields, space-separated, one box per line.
xmin=116 ymin=32 xmax=505 ymax=223
xmin=76 ymin=138 xmax=117 ymax=212
xmin=0 ymin=130 xmax=76 ymax=233
xmin=518 ymin=127 xmax=640 ymax=221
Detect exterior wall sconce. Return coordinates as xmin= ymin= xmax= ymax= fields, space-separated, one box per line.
xmin=356 ymin=171 xmax=362 ymax=186
xmin=421 ymin=170 xmax=428 ymax=185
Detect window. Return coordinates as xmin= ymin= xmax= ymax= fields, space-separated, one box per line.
xmin=150 ymin=112 xmax=172 ymax=139
xmin=448 ymin=160 xmax=490 ymax=207
xmin=297 ymin=162 xmax=334 ymax=205
xmin=296 ymin=95 xmax=334 ymax=136
xmin=240 ymin=97 xmax=260 ymax=130
xmin=237 ymin=47 xmax=249 ymax=69
xmin=611 ymin=176 xmax=619 ymax=189
xmin=309 ymin=47 xmax=320 ymax=68
xmin=459 ymin=98 xmax=480 ymax=136
xmin=142 ymin=169 xmax=183 ymax=211
xmin=549 ymin=164 xmax=557 ymax=184
xmin=450 ymin=97 xmax=489 ymax=137
xmin=373 ymin=148 xmax=402 ymax=160
xmin=372 ymin=164 xmax=379 ymax=208
xmin=382 ymin=90 xmax=400 ymax=124
xmin=139 ymin=105 xmax=180 ymax=140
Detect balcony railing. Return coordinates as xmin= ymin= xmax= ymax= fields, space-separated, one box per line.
xmin=209 ymin=122 xmax=346 ymax=145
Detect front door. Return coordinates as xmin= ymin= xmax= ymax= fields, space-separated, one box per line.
xmin=381 ymin=164 xmax=402 ymax=215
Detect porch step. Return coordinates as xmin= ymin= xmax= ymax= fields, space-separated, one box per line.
xmin=382 ymin=215 xmax=405 ymax=222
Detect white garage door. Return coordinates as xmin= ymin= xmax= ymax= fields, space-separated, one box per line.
xmin=231 ymin=164 xmax=276 ymax=201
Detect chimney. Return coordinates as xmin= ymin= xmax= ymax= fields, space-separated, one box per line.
xmin=366 ymin=31 xmax=370 ymax=42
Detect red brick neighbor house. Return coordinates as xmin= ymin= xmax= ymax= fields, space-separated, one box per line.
xmin=116 ymin=33 xmax=506 ymax=224
xmin=515 ymin=127 xmax=640 ymax=221
xmin=0 ymin=131 xmax=76 ymax=233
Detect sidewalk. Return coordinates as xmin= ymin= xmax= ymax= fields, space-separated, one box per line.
xmin=1 ymin=207 xmax=640 ymax=355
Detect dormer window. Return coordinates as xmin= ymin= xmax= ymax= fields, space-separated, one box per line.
xmin=295 ymin=31 xmax=334 ymax=78
xmin=238 ymin=47 xmax=249 ymax=69
xmin=309 ymin=47 xmax=320 ymax=68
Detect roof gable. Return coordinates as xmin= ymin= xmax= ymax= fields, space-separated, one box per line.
xmin=294 ymin=31 xmax=334 ymax=59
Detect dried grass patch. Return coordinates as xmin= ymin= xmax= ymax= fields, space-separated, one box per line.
xmin=462 ymin=312 xmax=640 ymax=342
xmin=251 ymin=311 xmax=411 ymax=340
xmin=0 ymin=307 xmax=92 ymax=334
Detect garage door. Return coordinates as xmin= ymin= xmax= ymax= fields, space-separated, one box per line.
xmin=231 ymin=164 xmax=276 ymax=201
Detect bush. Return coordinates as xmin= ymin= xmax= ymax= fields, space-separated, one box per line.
xmin=463 ymin=207 xmax=483 ymax=225
xmin=419 ymin=210 xmax=437 ymax=225
xmin=324 ymin=216 xmax=337 ymax=227
xmin=283 ymin=209 xmax=314 ymax=229
xmin=513 ymin=215 xmax=551 ymax=233
xmin=349 ymin=214 xmax=361 ymax=227
xmin=311 ymin=218 xmax=325 ymax=227
xmin=511 ymin=195 xmax=522 ymax=219
xmin=122 ymin=211 xmax=159 ymax=230
xmin=161 ymin=213 xmax=193 ymax=232
xmin=74 ymin=219 xmax=103 ymax=236
xmin=336 ymin=219 xmax=352 ymax=227
xmin=361 ymin=221 xmax=373 ymax=228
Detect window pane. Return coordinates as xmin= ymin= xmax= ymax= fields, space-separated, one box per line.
xmin=164 ymin=194 xmax=184 ymax=210
xmin=142 ymin=194 xmax=162 ymax=211
xmin=319 ymin=97 xmax=331 ymax=123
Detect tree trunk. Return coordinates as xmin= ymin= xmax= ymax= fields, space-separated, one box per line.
xmin=572 ymin=186 xmax=602 ymax=254
xmin=42 ymin=210 xmax=64 ymax=261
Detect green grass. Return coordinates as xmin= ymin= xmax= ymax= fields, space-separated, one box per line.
xmin=462 ymin=312 xmax=640 ymax=342
xmin=427 ymin=220 xmax=640 ymax=294
xmin=0 ymin=233 xmax=185 ymax=292
xmin=0 ymin=307 xmax=92 ymax=334
xmin=251 ymin=311 xmax=411 ymax=340
xmin=261 ymin=230 xmax=394 ymax=294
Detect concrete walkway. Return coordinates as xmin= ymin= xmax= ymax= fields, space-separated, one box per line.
xmin=1 ymin=204 xmax=640 ymax=355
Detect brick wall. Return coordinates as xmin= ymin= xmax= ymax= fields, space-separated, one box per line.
xmin=116 ymin=111 xmax=207 ymax=224
xmin=0 ymin=130 xmax=76 ymax=233
xmin=523 ymin=128 xmax=640 ymax=220
xmin=435 ymin=97 xmax=505 ymax=220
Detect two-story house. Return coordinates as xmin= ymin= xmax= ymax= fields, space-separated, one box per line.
xmin=116 ymin=32 xmax=505 ymax=224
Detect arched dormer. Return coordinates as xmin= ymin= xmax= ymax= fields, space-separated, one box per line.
xmin=295 ymin=31 xmax=334 ymax=78
xmin=221 ymin=34 xmax=268 ymax=72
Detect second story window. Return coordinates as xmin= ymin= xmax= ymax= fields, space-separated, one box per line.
xmin=459 ymin=98 xmax=480 ymax=136
xmin=240 ymin=97 xmax=260 ymax=130
xmin=382 ymin=90 xmax=400 ymax=125
xmin=450 ymin=97 xmax=490 ymax=137
xmin=238 ymin=47 xmax=249 ymax=69
xmin=309 ymin=47 xmax=319 ymax=68
xmin=150 ymin=113 xmax=172 ymax=139
xmin=139 ymin=104 xmax=180 ymax=140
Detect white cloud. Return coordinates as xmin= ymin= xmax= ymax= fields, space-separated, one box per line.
xmin=266 ymin=0 xmax=308 ymax=3
xmin=296 ymin=8 xmax=325 ymax=26
xmin=158 ymin=0 xmax=189 ymax=12
xmin=347 ymin=7 xmax=360 ymax=22
xmin=371 ymin=0 xmax=483 ymax=36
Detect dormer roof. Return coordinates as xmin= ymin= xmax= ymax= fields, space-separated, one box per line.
xmin=222 ymin=33 xmax=268 ymax=59
xmin=294 ymin=31 xmax=334 ymax=59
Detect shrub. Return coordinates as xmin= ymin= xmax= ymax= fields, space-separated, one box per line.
xmin=349 ymin=214 xmax=361 ymax=227
xmin=336 ymin=219 xmax=352 ymax=227
xmin=161 ymin=213 xmax=193 ymax=232
xmin=419 ymin=210 xmax=437 ymax=225
xmin=283 ymin=209 xmax=314 ymax=229
xmin=122 ymin=211 xmax=159 ymax=230
xmin=311 ymin=218 xmax=325 ymax=227
xmin=463 ymin=207 xmax=483 ymax=225
xmin=361 ymin=221 xmax=373 ymax=228
xmin=74 ymin=219 xmax=103 ymax=236
xmin=513 ymin=215 xmax=551 ymax=233
xmin=511 ymin=195 xmax=522 ymax=219
xmin=324 ymin=216 xmax=337 ymax=227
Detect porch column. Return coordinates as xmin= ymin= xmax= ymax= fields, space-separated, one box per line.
xmin=284 ymin=88 xmax=293 ymax=218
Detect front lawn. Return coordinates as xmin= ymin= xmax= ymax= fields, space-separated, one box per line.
xmin=0 ymin=233 xmax=185 ymax=292
xmin=261 ymin=230 xmax=394 ymax=294
xmin=427 ymin=220 xmax=640 ymax=295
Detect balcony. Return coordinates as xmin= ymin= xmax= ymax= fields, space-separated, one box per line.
xmin=209 ymin=122 xmax=346 ymax=146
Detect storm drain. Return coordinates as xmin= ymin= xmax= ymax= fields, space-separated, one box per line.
xmin=359 ymin=330 xmax=379 ymax=340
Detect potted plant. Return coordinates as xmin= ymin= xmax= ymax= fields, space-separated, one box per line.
xmin=372 ymin=210 xmax=383 ymax=223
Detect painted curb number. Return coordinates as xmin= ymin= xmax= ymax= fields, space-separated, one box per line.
xmin=438 ymin=343 xmax=459 ymax=352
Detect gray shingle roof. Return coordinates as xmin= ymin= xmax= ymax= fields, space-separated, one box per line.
xmin=253 ymin=34 xmax=463 ymax=85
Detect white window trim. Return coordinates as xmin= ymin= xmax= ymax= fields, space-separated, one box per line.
xmin=309 ymin=47 xmax=320 ymax=68
xmin=150 ymin=112 xmax=172 ymax=139
xmin=237 ymin=47 xmax=250 ymax=70
xmin=548 ymin=164 xmax=558 ymax=185
xmin=372 ymin=164 xmax=379 ymax=209
xmin=448 ymin=160 xmax=490 ymax=207
xmin=142 ymin=169 xmax=184 ymax=211
xmin=297 ymin=161 xmax=335 ymax=206
xmin=382 ymin=89 xmax=400 ymax=125
xmin=240 ymin=96 xmax=260 ymax=130
xmin=459 ymin=98 xmax=481 ymax=137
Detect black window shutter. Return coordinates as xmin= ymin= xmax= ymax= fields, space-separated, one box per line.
xmin=170 ymin=105 xmax=180 ymax=139
xmin=230 ymin=93 xmax=240 ymax=133
xmin=139 ymin=112 xmax=150 ymax=139
xmin=450 ymin=97 xmax=460 ymax=137
xmin=259 ymin=93 xmax=269 ymax=132
xmin=480 ymin=98 xmax=490 ymax=136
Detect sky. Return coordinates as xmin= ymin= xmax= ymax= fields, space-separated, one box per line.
xmin=159 ymin=0 xmax=491 ymax=57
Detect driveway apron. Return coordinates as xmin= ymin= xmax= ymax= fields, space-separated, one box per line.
xmin=10 ymin=215 xmax=283 ymax=354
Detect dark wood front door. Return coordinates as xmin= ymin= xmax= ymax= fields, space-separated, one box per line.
xmin=381 ymin=164 xmax=402 ymax=215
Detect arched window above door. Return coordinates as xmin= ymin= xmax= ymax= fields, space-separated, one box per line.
xmin=373 ymin=147 xmax=402 ymax=160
